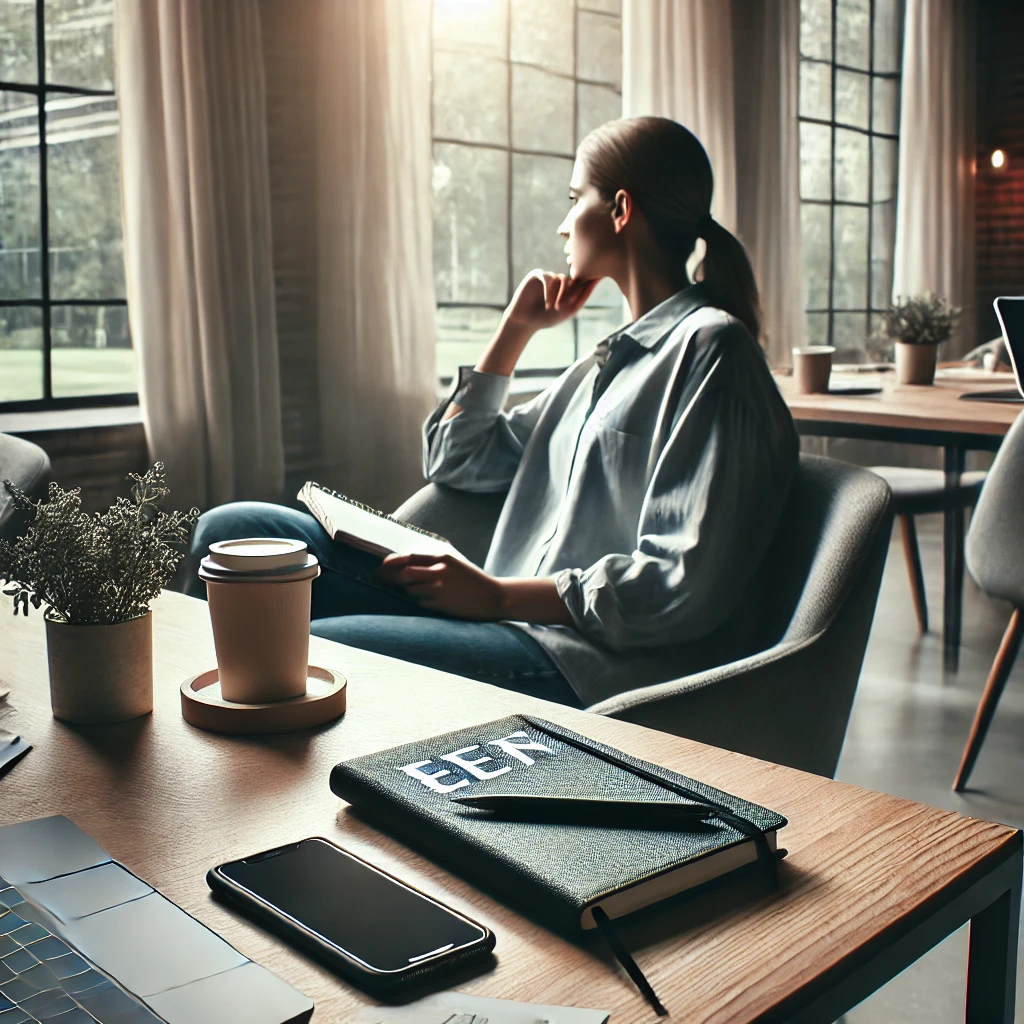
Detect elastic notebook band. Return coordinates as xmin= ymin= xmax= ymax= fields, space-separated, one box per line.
xmin=521 ymin=716 xmax=778 ymax=883
xmin=592 ymin=907 xmax=667 ymax=1017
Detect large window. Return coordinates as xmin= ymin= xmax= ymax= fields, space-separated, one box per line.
xmin=432 ymin=0 xmax=623 ymax=382
xmin=799 ymin=0 xmax=903 ymax=360
xmin=0 ymin=0 xmax=132 ymax=410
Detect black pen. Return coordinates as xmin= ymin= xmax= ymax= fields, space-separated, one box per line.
xmin=449 ymin=794 xmax=717 ymax=828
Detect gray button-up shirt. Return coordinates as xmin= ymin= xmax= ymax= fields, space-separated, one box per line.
xmin=423 ymin=284 xmax=799 ymax=706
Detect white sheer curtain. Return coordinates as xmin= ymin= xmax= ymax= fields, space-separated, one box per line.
xmin=116 ymin=0 xmax=284 ymax=511
xmin=623 ymin=0 xmax=737 ymax=229
xmin=621 ymin=0 xmax=802 ymax=367
xmin=313 ymin=0 xmax=437 ymax=513
xmin=733 ymin=0 xmax=803 ymax=370
xmin=892 ymin=0 xmax=976 ymax=356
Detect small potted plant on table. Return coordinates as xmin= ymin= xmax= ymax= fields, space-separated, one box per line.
xmin=0 ymin=464 xmax=198 ymax=725
xmin=877 ymin=292 xmax=962 ymax=385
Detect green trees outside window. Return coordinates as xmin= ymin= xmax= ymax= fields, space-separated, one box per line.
xmin=0 ymin=0 xmax=136 ymax=407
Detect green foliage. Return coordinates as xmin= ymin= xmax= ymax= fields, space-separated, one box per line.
xmin=875 ymin=293 xmax=962 ymax=347
xmin=0 ymin=464 xmax=199 ymax=625
xmin=2 ymin=0 xmax=123 ymax=371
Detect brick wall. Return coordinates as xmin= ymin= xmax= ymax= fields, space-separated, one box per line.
xmin=975 ymin=0 xmax=1024 ymax=344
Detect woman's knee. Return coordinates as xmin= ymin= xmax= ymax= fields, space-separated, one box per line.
xmin=194 ymin=502 xmax=285 ymax=547
xmin=191 ymin=502 xmax=327 ymax=563
xmin=186 ymin=502 xmax=319 ymax=598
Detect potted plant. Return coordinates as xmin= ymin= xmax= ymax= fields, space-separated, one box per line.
xmin=876 ymin=292 xmax=963 ymax=385
xmin=0 ymin=464 xmax=198 ymax=725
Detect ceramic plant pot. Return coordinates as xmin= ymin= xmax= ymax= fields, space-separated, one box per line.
xmin=45 ymin=612 xmax=153 ymax=724
xmin=894 ymin=342 xmax=938 ymax=385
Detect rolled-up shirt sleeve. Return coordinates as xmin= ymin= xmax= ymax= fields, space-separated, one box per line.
xmin=423 ymin=366 xmax=553 ymax=493
xmin=553 ymin=373 xmax=797 ymax=652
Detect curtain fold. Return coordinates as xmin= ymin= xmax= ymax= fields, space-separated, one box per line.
xmin=892 ymin=0 xmax=976 ymax=356
xmin=622 ymin=0 xmax=802 ymax=366
xmin=733 ymin=0 xmax=803 ymax=370
xmin=623 ymin=0 xmax=737 ymax=230
xmin=312 ymin=0 xmax=437 ymax=513
xmin=116 ymin=0 xmax=284 ymax=511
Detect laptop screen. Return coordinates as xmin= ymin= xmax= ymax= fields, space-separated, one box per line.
xmin=994 ymin=296 xmax=1024 ymax=397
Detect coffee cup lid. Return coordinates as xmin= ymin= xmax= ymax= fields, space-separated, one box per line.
xmin=792 ymin=345 xmax=836 ymax=356
xmin=207 ymin=537 xmax=312 ymax=573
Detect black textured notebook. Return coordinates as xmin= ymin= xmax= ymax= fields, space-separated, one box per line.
xmin=330 ymin=715 xmax=787 ymax=934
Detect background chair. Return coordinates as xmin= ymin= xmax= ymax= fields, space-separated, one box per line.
xmin=868 ymin=465 xmax=986 ymax=632
xmin=0 ymin=433 xmax=52 ymax=543
xmin=953 ymin=413 xmax=1024 ymax=791
xmin=395 ymin=455 xmax=893 ymax=778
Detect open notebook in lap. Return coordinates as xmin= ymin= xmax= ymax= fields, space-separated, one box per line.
xmin=960 ymin=296 xmax=1024 ymax=403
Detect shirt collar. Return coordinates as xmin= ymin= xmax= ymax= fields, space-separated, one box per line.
xmin=615 ymin=282 xmax=714 ymax=351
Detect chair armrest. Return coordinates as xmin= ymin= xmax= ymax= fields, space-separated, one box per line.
xmin=586 ymin=635 xmax=850 ymax=777
xmin=588 ymin=639 xmax=806 ymax=717
xmin=394 ymin=483 xmax=507 ymax=567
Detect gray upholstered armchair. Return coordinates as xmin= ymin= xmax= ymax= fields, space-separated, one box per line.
xmin=0 ymin=433 xmax=52 ymax=542
xmin=395 ymin=454 xmax=893 ymax=778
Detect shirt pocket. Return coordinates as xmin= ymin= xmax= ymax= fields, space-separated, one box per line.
xmin=591 ymin=423 xmax=654 ymax=525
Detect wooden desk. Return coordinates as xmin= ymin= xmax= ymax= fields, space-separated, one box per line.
xmin=1 ymin=592 xmax=1021 ymax=1022
xmin=776 ymin=371 xmax=1022 ymax=669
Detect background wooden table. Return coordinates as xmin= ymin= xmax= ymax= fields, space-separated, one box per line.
xmin=775 ymin=371 xmax=1022 ymax=670
xmin=0 ymin=592 xmax=1021 ymax=1022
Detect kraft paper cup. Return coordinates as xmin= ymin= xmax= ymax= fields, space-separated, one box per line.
xmin=199 ymin=538 xmax=320 ymax=704
xmin=792 ymin=346 xmax=835 ymax=394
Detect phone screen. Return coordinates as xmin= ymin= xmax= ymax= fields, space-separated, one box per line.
xmin=219 ymin=839 xmax=486 ymax=972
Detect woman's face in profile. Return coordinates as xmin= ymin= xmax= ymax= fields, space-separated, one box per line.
xmin=558 ymin=158 xmax=618 ymax=284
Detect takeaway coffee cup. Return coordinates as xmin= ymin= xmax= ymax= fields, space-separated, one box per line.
xmin=792 ymin=345 xmax=836 ymax=394
xmin=199 ymin=538 xmax=320 ymax=704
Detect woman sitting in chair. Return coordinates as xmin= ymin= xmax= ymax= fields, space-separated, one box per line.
xmin=189 ymin=116 xmax=799 ymax=708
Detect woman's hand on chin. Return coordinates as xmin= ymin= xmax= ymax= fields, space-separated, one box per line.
xmin=504 ymin=270 xmax=599 ymax=333
xmin=377 ymin=553 xmax=506 ymax=620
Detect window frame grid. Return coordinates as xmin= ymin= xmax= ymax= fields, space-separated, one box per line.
xmin=0 ymin=0 xmax=132 ymax=413
xmin=798 ymin=0 xmax=903 ymax=354
xmin=431 ymin=0 xmax=622 ymax=386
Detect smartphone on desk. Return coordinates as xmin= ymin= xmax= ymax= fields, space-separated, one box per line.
xmin=208 ymin=837 xmax=495 ymax=993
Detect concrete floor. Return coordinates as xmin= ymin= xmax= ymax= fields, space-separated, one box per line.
xmin=836 ymin=515 xmax=1023 ymax=1022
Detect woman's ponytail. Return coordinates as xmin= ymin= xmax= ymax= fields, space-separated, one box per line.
xmin=697 ymin=219 xmax=763 ymax=343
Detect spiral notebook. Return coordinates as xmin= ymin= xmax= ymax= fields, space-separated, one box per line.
xmin=296 ymin=482 xmax=460 ymax=560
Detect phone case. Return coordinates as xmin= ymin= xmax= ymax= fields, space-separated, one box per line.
xmin=206 ymin=838 xmax=495 ymax=994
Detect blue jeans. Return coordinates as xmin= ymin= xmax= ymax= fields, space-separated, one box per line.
xmin=186 ymin=502 xmax=580 ymax=706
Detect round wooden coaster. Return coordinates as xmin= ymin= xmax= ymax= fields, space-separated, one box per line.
xmin=180 ymin=665 xmax=346 ymax=735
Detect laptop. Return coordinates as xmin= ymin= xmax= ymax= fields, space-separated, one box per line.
xmin=960 ymin=296 xmax=1024 ymax=403
xmin=0 ymin=876 xmax=164 ymax=1023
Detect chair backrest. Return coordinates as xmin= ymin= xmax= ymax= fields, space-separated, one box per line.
xmin=966 ymin=412 xmax=1024 ymax=607
xmin=731 ymin=453 xmax=894 ymax=651
xmin=394 ymin=483 xmax=506 ymax=567
xmin=591 ymin=455 xmax=893 ymax=777
xmin=0 ymin=433 xmax=52 ymax=542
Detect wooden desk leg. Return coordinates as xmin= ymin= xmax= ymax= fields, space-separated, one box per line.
xmin=944 ymin=445 xmax=966 ymax=672
xmin=965 ymin=879 xmax=1021 ymax=1022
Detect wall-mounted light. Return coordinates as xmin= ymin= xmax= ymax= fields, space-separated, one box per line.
xmin=991 ymin=149 xmax=1007 ymax=171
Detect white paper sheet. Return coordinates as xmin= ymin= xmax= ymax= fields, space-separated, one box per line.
xmin=351 ymin=991 xmax=610 ymax=1024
